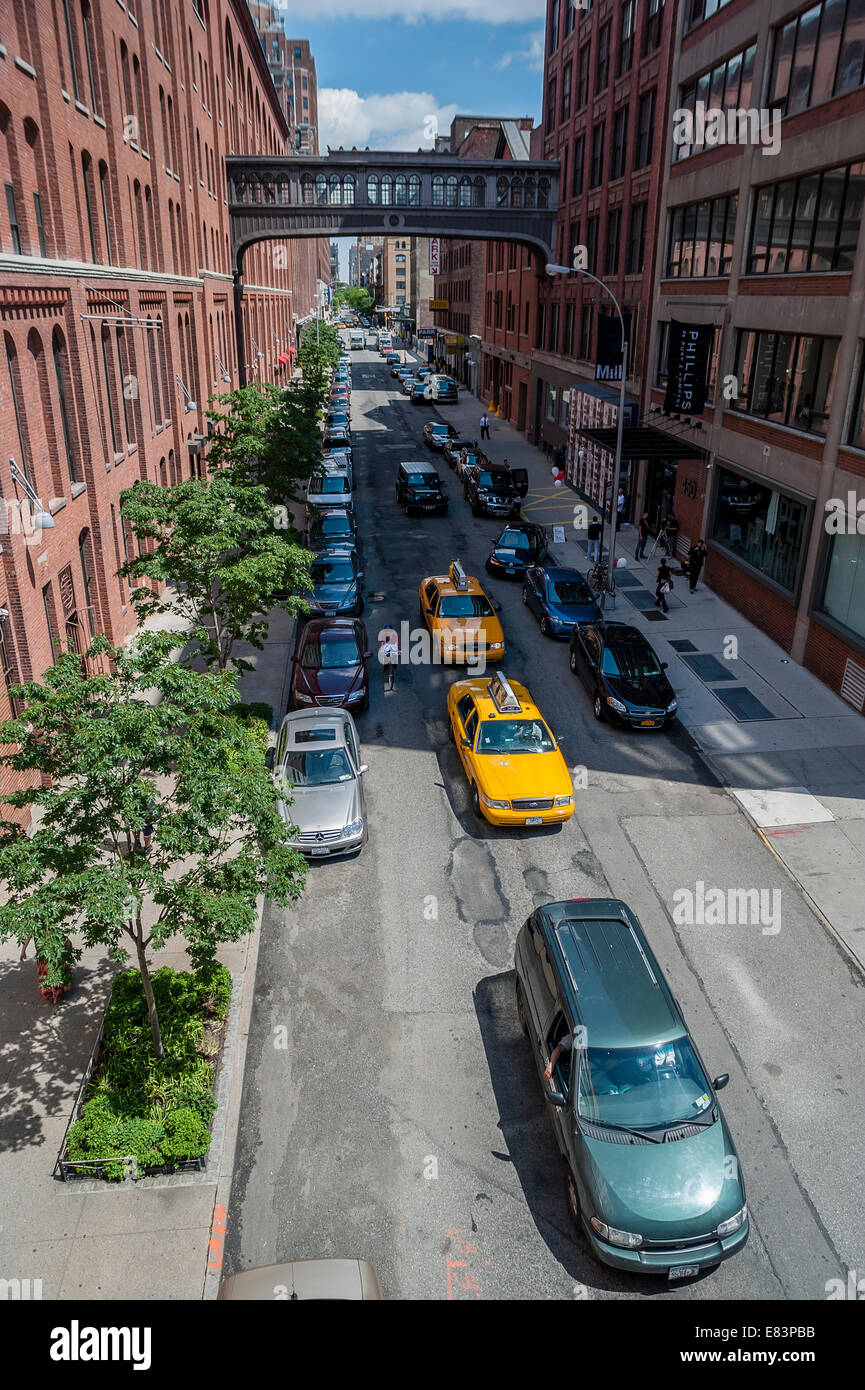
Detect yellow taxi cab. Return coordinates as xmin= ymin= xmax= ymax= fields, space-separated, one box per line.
xmin=418 ymin=560 xmax=505 ymax=665
xmin=446 ymin=671 xmax=575 ymax=826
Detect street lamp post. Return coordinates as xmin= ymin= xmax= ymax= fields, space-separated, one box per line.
xmin=546 ymin=263 xmax=629 ymax=610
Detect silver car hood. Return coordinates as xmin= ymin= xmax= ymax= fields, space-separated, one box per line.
xmin=280 ymin=778 xmax=362 ymax=834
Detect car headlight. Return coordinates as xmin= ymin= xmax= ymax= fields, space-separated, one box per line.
xmin=606 ymin=696 xmax=628 ymax=714
xmin=294 ymin=693 xmax=313 ymax=703
xmin=666 ymin=699 xmax=678 ymax=714
xmin=590 ymin=1218 xmax=643 ymax=1249
xmin=342 ymin=817 xmax=364 ymax=838
xmin=554 ymin=794 xmax=573 ymax=807
xmin=479 ymin=791 xmax=510 ymax=810
xmin=487 ymin=641 xmax=504 ymax=651
xmin=716 ymin=1203 xmax=747 ymax=1237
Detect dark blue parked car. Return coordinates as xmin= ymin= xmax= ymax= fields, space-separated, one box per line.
xmin=522 ymin=565 xmax=601 ymax=637
xmin=486 ymin=523 xmax=549 ymax=578
xmin=307 ymin=547 xmax=364 ymax=618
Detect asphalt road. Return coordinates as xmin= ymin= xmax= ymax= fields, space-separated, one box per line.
xmin=224 ymin=348 xmax=865 ymax=1301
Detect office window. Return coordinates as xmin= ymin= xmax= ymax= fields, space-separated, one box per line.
xmin=5 ymin=334 xmax=32 ymax=484
xmin=626 ymin=202 xmax=647 ymax=273
xmin=605 ymin=209 xmax=621 ymax=275
xmin=686 ymin=0 xmax=734 ymax=33
xmin=611 ymin=106 xmax=628 ymax=180
xmin=645 ymin=0 xmax=665 ymax=54
xmin=577 ymin=43 xmax=590 ymax=107
xmin=732 ymin=329 xmax=840 ymax=436
xmin=100 ymin=324 xmax=121 ymax=453
xmin=548 ymin=303 xmax=559 ymax=354
xmin=82 ymin=2 xmax=99 ymax=115
xmin=564 ymin=303 xmax=575 ymax=357
xmin=561 ymin=63 xmax=572 ymax=123
xmin=635 ymin=90 xmax=655 ymax=168
xmin=746 ymin=161 xmax=865 ymax=274
xmin=771 ymin=0 xmax=865 ymax=115
xmin=579 ymin=303 xmax=594 ymax=359
xmin=667 ymin=195 xmax=737 ymax=277
xmin=61 ymin=0 xmax=80 ymax=100
xmin=619 ymin=0 xmax=636 ymax=76
xmin=847 ymin=346 xmax=865 ymax=449
xmin=711 ymin=466 xmax=807 ymax=594
xmin=590 ymin=123 xmax=605 ymax=187
xmin=597 ymin=22 xmax=611 ymax=91
xmin=566 ymin=0 xmax=578 ymax=35
xmin=33 ymin=191 xmax=47 ymax=256
xmin=550 ymin=0 xmax=560 ymax=52
xmin=52 ymin=327 xmax=81 ymax=484
xmin=81 ymin=153 xmax=98 ymax=260
xmin=572 ymin=133 xmax=585 ymax=195
xmin=820 ymin=528 xmax=865 ymax=642
xmin=586 ymin=215 xmax=599 ymax=273
xmin=5 ymin=183 xmax=21 ymax=254
xmin=677 ymin=45 xmax=756 ymax=161
xmin=547 ymin=77 xmax=558 ymax=132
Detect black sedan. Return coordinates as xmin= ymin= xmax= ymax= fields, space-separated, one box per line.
xmin=443 ymin=436 xmax=477 ymax=469
xmin=410 ymin=381 xmax=431 ymax=404
xmin=569 ymin=622 xmax=678 ymax=728
xmin=485 ymin=523 xmax=549 ymax=578
xmin=423 ymin=421 xmax=458 ymax=451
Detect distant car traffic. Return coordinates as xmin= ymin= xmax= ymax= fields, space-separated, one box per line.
xmin=569 ymin=621 xmax=678 ymax=727
xmin=442 ymin=435 xmax=477 ymax=469
xmin=522 ymin=566 xmax=601 ymax=636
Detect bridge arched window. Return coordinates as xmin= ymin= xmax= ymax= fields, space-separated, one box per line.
xmin=446 ymin=175 xmax=458 ymax=206
xmin=380 ymin=174 xmax=393 ymax=205
xmin=394 ymin=174 xmax=407 ymax=205
xmin=343 ymin=173 xmax=355 ymax=205
xmin=458 ymin=175 xmax=472 ymax=207
xmin=538 ymin=177 xmax=551 ymax=209
xmin=432 ymin=175 xmax=444 ymax=207
xmin=367 ymin=173 xmax=379 ymax=204
xmin=408 ymin=174 xmax=421 ymax=206
xmin=278 ymin=176 xmax=290 ymax=203
xmin=329 ymin=173 xmax=341 ymax=204
xmin=497 ymin=176 xmax=509 ymax=207
xmin=524 ymin=175 xmax=536 ymax=209
xmin=473 ymin=175 xmax=485 ymax=207
xmin=262 ymin=175 xmax=276 ymax=204
xmin=301 ymin=172 xmax=314 ymax=205
xmin=510 ymin=176 xmax=523 ymax=208
xmin=315 ymin=173 xmax=327 ymax=205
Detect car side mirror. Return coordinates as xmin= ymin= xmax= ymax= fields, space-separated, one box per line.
xmin=363 ymin=650 xmax=373 ymax=660
xmin=460 ymin=737 xmax=471 ymax=748
xmin=358 ymin=763 xmax=369 ymax=775
xmin=545 ymin=1089 xmax=566 ymax=1109
xmin=357 ymin=571 xmax=364 ymax=580
xmin=713 ymin=1074 xmax=730 ymax=1091
xmin=661 ymin=661 xmax=669 ymax=670
xmin=265 ymin=746 xmax=275 ymax=770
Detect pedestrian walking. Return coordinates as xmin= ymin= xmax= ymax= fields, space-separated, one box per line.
xmin=379 ymin=624 xmax=400 ymax=692
xmin=688 ymin=538 xmax=708 ymax=593
xmin=587 ymin=516 xmax=603 ymax=565
xmin=616 ymin=488 xmax=627 ymax=531
xmin=656 ymin=558 xmax=673 ymax=613
xmin=479 ymin=412 xmax=491 ymax=440
xmin=635 ymin=511 xmax=650 ymax=561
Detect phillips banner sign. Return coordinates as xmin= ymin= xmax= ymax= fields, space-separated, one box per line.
xmin=429 ymin=237 xmax=441 ymax=275
xmin=664 ymin=320 xmax=714 ymax=415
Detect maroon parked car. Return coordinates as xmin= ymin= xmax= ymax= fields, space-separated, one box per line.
xmin=289 ymin=617 xmax=372 ymax=713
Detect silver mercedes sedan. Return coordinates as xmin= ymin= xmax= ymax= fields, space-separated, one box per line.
xmin=273 ymin=708 xmax=368 ymax=859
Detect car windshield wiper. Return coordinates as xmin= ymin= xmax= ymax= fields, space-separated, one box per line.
xmin=586 ymin=1120 xmax=664 ymax=1144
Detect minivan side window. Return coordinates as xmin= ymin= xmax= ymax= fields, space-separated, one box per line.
xmin=547 ymin=1011 xmax=574 ymax=1094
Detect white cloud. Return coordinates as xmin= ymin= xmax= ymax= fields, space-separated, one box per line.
xmin=495 ymin=28 xmax=545 ymax=71
xmin=273 ymin=0 xmax=543 ymax=19
xmin=319 ymin=88 xmax=459 ymax=153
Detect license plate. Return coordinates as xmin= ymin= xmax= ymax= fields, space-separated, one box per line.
xmin=640 ymin=719 xmax=658 ymax=727
xmin=669 ymin=1265 xmax=700 ymax=1281
xmin=526 ymin=815 xmax=543 ymax=825
xmin=308 ymin=847 xmax=329 ymax=856
xmin=506 ymin=567 xmax=515 ymax=574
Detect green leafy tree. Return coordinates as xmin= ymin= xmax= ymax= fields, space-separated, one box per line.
xmin=0 ymin=632 xmax=307 ymax=1058
xmin=343 ymin=287 xmax=374 ymax=315
xmin=120 ymin=472 xmax=312 ymax=673
xmin=298 ymin=321 xmax=342 ymax=402
xmin=206 ymin=382 xmax=322 ymax=507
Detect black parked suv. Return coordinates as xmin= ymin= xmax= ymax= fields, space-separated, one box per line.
xmin=394 ymin=459 xmax=448 ymax=515
xmin=463 ymin=462 xmax=528 ymax=518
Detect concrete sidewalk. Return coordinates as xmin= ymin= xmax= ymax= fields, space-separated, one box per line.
xmin=431 ymin=370 xmax=865 ymax=971
xmin=0 ymin=605 xmax=296 ymax=1301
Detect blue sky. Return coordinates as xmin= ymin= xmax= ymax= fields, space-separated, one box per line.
xmin=274 ymin=1 xmax=547 ymax=277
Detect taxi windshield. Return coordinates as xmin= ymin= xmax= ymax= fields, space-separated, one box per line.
xmin=577 ymin=1041 xmax=714 ymax=1130
xmin=477 ymin=719 xmax=555 ymax=753
xmin=438 ymin=594 xmax=494 ymax=618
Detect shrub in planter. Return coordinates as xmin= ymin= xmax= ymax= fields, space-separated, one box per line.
xmin=161 ymin=1107 xmax=212 ymax=1162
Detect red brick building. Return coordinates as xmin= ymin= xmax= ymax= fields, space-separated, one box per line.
xmin=0 ymin=0 xmax=327 ymax=820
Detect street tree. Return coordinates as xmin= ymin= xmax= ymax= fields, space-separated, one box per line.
xmin=0 ymin=632 xmax=307 ymax=1058
xmin=207 ymin=382 xmax=322 ymax=507
xmin=298 ymin=321 xmax=342 ymax=402
xmin=120 ymin=472 xmax=312 ymax=673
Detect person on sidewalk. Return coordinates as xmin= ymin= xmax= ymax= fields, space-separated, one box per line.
xmin=617 ymin=488 xmax=627 ymax=530
xmin=688 ymin=538 xmax=708 ymax=593
xmin=587 ymin=516 xmax=603 ymax=565
xmin=635 ymin=511 xmax=650 ymax=561
xmin=656 ymin=558 xmax=673 ymax=613
xmin=379 ymin=625 xmax=400 ymax=692
xmin=479 ymin=412 xmax=490 ymax=440
xmin=663 ymin=509 xmax=680 ymax=559
xmin=502 ymin=457 xmax=511 ymax=472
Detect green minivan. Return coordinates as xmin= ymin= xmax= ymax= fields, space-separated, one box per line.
xmin=514 ymin=899 xmax=749 ymax=1278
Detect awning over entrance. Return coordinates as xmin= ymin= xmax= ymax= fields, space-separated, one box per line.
xmin=577 ymin=425 xmax=707 ymax=460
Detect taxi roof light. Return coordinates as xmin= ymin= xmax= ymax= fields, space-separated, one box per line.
xmin=488 ymin=671 xmax=522 ymax=714
xmin=450 ymin=559 xmax=468 ymax=590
